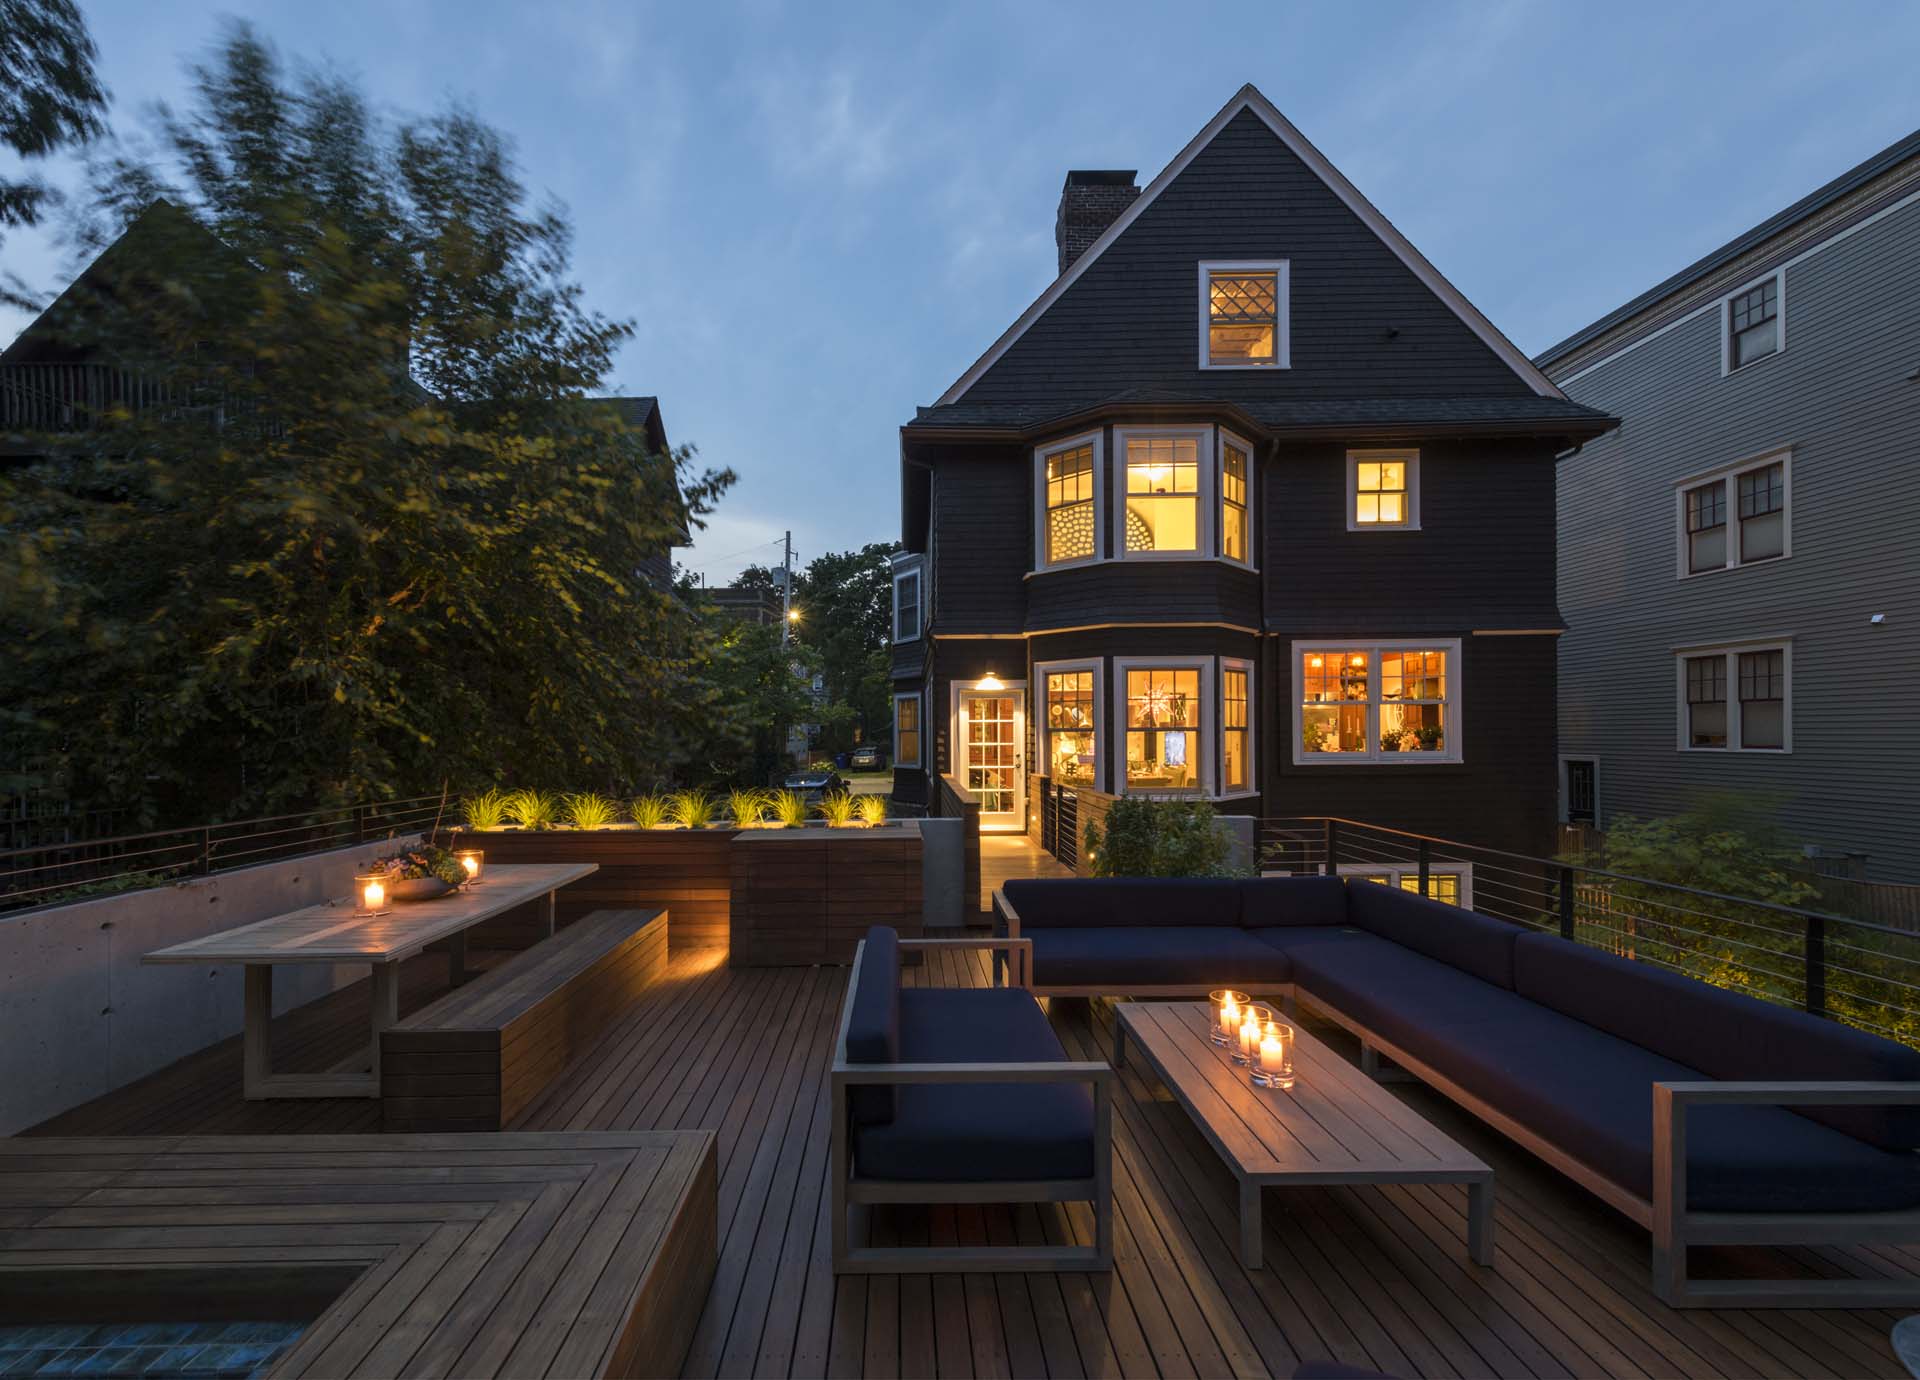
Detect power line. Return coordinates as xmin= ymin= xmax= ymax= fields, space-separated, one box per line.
xmin=679 ymin=535 xmax=790 ymax=573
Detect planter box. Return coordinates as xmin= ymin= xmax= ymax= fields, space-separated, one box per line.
xmin=436 ymin=828 xmax=736 ymax=951
xmin=729 ymin=823 xmax=924 ymax=966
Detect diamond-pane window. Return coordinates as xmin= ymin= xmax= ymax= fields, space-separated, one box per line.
xmin=1207 ymin=271 xmax=1278 ymax=365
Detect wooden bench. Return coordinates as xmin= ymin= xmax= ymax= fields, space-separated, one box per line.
xmin=382 ymin=907 xmax=668 ymax=1132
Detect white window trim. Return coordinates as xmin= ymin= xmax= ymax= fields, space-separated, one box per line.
xmin=1291 ymin=638 xmax=1464 ymax=765
xmin=1719 ymin=268 xmax=1787 ymax=377
xmin=1673 ymin=445 xmax=1793 ymax=579
xmin=1033 ymin=657 xmax=1106 ymax=794
xmin=1335 ymin=862 xmax=1475 ymax=909
xmin=1114 ymin=655 xmax=1215 ymax=797
xmin=1217 ymin=428 xmax=1257 ymax=572
xmin=1346 ymin=449 xmax=1421 ymax=532
xmin=1219 ymin=656 xmax=1257 ymax=799
xmin=1559 ymin=754 xmax=1602 ymax=828
xmin=1674 ymin=638 xmax=1793 ymax=754
xmin=892 ymin=691 xmax=922 ymax=768
xmin=891 ymin=562 xmax=923 ymax=643
xmin=1197 ymin=259 xmax=1291 ymax=371
xmin=1032 ymin=430 xmax=1105 ymax=573
xmin=1115 ymin=424 xmax=1216 ymax=563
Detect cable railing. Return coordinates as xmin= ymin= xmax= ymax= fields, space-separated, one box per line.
xmin=1258 ymin=816 xmax=1920 ymax=1048
xmin=0 ymin=794 xmax=446 ymax=914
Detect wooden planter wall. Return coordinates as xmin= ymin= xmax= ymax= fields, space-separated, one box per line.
xmin=435 ymin=828 xmax=736 ymax=951
xmin=729 ymin=825 xmax=924 ymax=966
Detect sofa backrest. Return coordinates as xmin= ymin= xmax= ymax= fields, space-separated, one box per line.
xmin=1240 ymin=875 xmax=1351 ymax=928
xmin=843 ymin=926 xmax=902 ymax=1125
xmin=1000 ymin=877 xmax=1247 ymax=929
xmin=1346 ymin=881 xmax=1521 ymax=989
xmin=1512 ymin=931 xmax=1920 ymax=1150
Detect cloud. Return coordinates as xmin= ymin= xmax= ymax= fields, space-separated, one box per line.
xmin=754 ymin=65 xmax=898 ymax=188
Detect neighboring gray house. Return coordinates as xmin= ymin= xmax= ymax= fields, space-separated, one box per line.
xmin=1539 ymin=128 xmax=1920 ymax=881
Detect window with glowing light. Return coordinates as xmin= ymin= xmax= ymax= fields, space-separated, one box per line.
xmin=893 ymin=693 xmax=921 ymax=768
xmin=1296 ymin=641 xmax=1459 ymax=763
xmin=1043 ymin=669 xmax=1098 ymax=786
xmin=1339 ymin=866 xmax=1471 ymax=907
xmin=1203 ymin=265 xmax=1285 ymax=367
xmin=1221 ymin=438 xmax=1251 ymax=564
xmin=1124 ymin=435 xmax=1201 ymax=554
xmin=1222 ymin=664 xmax=1250 ymax=792
xmin=1043 ymin=441 xmax=1097 ymax=565
xmin=1124 ymin=666 xmax=1202 ymax=792
xmin=1349 ymin=450 xmax=1417 ymax=529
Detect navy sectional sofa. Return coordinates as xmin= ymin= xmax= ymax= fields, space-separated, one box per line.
xmin=830 ymin=925 xmax=1112 ymax=1274
xmin=995 ymin=874 xmax=1920 ymax=1306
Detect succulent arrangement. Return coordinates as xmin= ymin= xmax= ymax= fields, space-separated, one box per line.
xmin=370 ymin=845 xmax=465 ymax=886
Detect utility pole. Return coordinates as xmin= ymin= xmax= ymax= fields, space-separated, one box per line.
xmin=779 ymin=529 xmax=793 ymax=647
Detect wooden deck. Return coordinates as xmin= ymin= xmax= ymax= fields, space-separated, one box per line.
xmin=980 ymin=835 xmax=1075 ymax=911
xmin=25 ymin=941 xmax=1912 ymax=1379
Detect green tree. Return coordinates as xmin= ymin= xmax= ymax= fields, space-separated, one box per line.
xmin=1084 ymin=798 xmax=1242 ymax=878
xmin=792 ymin=543 xmax=895 ymax=755
xmin=690 ymin=620 xmax=821 ymax=789
xmin=1 ymin=0 xmax=108 ymax=306
xmin=0 ymin=24 xmax=732 ymax=820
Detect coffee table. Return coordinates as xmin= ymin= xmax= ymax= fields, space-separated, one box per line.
xmin=1115 ymin=1001 xmax=1494 ymax=1269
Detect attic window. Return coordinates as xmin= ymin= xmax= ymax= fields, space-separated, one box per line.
xmin=1200 ymin=261 xmax=1289 ymax=369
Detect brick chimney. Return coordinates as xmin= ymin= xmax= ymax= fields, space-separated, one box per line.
xmin=1055 ymin=170 xmax=1140 ymax=275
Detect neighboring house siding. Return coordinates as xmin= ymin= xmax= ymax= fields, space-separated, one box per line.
xmin=957 ymin=108 xmax=1535 ymax=409
xmin=1552 ymin=191 xmax=1920 ymax=879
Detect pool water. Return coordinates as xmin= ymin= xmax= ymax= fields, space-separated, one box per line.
xmin=0 ymin=1322 xmax=306 ymax=1378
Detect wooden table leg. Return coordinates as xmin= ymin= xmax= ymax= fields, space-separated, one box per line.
xmin=448 ymin=931 xmax=469 ymax=986
xmin=242 ymin=965 xmax=273 ymax=1100
xmin=1238 ymin=1180 xmax=1263 ymax=1269
xmin=1112 ymin=1017 xmax=1129 ymax=1070
xmin=1468 ymin=1178 xmax=1496 ymax=1266
xmin=368 ymin=961 xmax=401 ymax=1086
xmin=543 ymin=890 xmax=556 ymax=938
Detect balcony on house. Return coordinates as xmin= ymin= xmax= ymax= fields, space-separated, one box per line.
xmin=0 ymin=361 xmax=180 ymax=434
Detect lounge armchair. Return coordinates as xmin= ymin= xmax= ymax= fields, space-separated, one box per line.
xmin=996 ymin=874 xmax=1920 ymax=1306
xmin=830 ymin=925 xmax=1113 ymax=1273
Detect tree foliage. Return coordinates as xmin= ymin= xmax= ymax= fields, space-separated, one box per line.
xmin=0 ymin=0 xmax=106 ymax=235
xmin=0 ymin=25 xmax=733 ymax=821
xmin=1084 ymin=798 xmax=1242 ymax=878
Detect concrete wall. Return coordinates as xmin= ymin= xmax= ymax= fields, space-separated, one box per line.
xmin=919 ymin=817 xmax=965 ymax=930
xmin=0 ymin=835 xmax=420 ymax=1135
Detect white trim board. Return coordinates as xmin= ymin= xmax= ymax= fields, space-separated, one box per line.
xmin=934 ymin=83 xmax=1564 ymax=407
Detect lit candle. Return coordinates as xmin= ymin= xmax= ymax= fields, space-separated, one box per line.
xmin=1239 ymin=1015 xmax=1260 ymax=1061
xmin=363 ymin=877 xmax=385 ymax=911
xmin=456 ymin=849 xmax=483 ymax=885
xmin=1221 ymin=995 xmax=1239 ymax=1034
xmin=1261 ymin=1028 xmax=1284 ymax=1067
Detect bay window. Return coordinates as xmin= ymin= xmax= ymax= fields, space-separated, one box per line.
xmin=1032 ymin=432 xmax=1103 ymax=570
xmin=1675 ymin=448 xmax=1791 ymax=576
xmin=1676 ymin=640 xmax=1791 ymax=752
xmin=1037 ymin=660 xmax=1102 ymax=790
xmin=1220 ymin=432 xmax=1252 ymax=565
xmin=1120 ymin=662 xmax=1205 ymax=793
xmin=1122 ymin=432 xmax=1201 ymax=555
xmin=1221 ymin=660 xmax=1252 ymax=793
xmin=1294 ymin=640 xmax=1461 ymax=764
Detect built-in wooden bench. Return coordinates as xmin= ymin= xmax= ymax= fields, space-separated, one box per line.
xmin=382 ymin=907 xmax=667 ymax=1132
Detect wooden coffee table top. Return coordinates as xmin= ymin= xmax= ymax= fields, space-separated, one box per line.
xmin=1117 ymin=1002 xmax=1489 ymax=1188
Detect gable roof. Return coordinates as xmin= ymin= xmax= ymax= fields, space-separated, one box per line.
xmin=935 ymin=84 xmax=1564 ymax=407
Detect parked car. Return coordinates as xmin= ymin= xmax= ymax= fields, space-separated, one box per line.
xmin=781 ymin=767 xmax=846 ymax=803
xmin=848 ymin=744 xmax=887 ymax=771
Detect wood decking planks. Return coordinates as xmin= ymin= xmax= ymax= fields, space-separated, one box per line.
xmin=0 ymin=1132 xmax=718 ymax=1379
xmin=22 ymin=939 xmax=1913 ymax=1378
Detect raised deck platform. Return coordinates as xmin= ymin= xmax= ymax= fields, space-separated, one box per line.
xmin=24 ymin=940 xmax=1913 ymax=1378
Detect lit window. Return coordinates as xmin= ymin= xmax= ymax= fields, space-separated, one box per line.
xmin=1124 ymin=435 xmax=1200 ymax=554
xmin=1044 ymin=442 xmax=1096 ymax=565
xmin=1125 ymin=667 xmax=1202 ymax=792
xmin=1206 ymin=270 xmax=1278 ymax=365
xmin=1296 ymin=642 xmax=1459 ymax=763
xmin=891 ymin=568 xmax=921 ymax=642
xmin=1349 ymin=450 xmax=1418 ymax=530
xmin=1044 ymin=669 xmax=1097 ymax=786
xmin=1338 ymin=865 xmax=1472 ymax=907
xmin=1221 ymin=438 xmax=1250 ymax=563
xmin=1678 ymin=643 xmax=1790 ymax=752
xmin=893 ymin=694 xmax=921 ymax=767
xmin=1684 ymin=655 xmax=1727 ymax=748
xmin=1726 ymin=276 xmax=1780 ymax=370
xmin=1676 ymin=450 xmax=1790 ymax=575
xmin=1222 ymin=665 xmax=1250 ymax=792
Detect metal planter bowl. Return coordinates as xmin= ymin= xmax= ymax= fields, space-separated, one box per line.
xmin=388 ymin=877 xmax=456 ymax=903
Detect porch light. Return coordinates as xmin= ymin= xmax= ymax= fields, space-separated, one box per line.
xmin=354 ymin=872 xmax=390 ymax=917
xmin=978 ymin=671 xmax=1005 ymax=691
xmin=1210 ymin=989 xmax=1249 ymax=1047
xmin=455 ymin=848 xmax=484 ymax=886
xmin=1252 ymin=1020 xmax=1295 ymax=1090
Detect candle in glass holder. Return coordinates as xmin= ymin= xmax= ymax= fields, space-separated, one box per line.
xmin=1234 ymin=1004 xmax=1270 ymax=1065
xmin=1209 ymin=989 xmax=1249 ymax=1047
xmin=455 ymin=848 xmax=484 ymax=886
xmin=1252 ymin=1020 xmax=1295 ymax=1090
xmin=355 ymin=872 xmax=389 ymax=916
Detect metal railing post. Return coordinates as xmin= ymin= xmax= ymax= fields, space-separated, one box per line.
xmin=1558 ymin=865 xmax=1576 ymax=940
xmin=1417 ymin=839 xmax=1431 ymax=900
xmin=197 ymin=826 xmax=213 ymax=876
xmin=1323 ymin=818 xmax=1339 ymax=877
xmin=1806 ymin=915 xmax=1828 ymax=1018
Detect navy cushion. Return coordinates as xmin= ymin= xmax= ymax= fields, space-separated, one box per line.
xmin=1345 ymin=882 xmax=1520 ymax=989
xmin=1240 ymin=875 xmax=1351 ymax=928
xmin=1410 ymin=996 xmax=1920 ymax=1213
xmin=1028 ymin=925 xmax=1295 ymax=990
xmin=852 ymin=988 xmax=1095 ymax=1183
xmin=1000 ymin=877 xmax=1246 ymax=931
xmin=1513 ymin=932 xmax=1920 ymax=1151
xmin=1276 ymin=929 xmax=1520 ymax=1057
xmin=843 ymin=926 xmax=901 ymax=1126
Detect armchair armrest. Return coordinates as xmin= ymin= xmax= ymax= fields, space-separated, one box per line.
xmin=992 ymin=887 xmax=1020 ymax=940
xmin=899 ymin=935 xmax=1032 ymax=989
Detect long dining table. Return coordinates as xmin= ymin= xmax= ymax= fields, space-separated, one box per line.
xmin=143 ymin=862 xmax=597 ymax=1099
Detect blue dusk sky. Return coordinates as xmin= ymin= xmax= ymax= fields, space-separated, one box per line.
xmin=3 ymin=0 xmax=1916 ymax=583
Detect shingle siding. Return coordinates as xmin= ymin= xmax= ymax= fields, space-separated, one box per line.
xmin=1552 ymin=189 xmax=1920 ymax=880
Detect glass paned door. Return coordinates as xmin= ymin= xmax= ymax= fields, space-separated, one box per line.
xmin=961 ymin=691 xmax=1023 ymax=830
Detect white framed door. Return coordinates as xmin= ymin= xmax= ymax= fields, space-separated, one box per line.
xmin=957 ymin=687 xmax=1025 ymax=831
